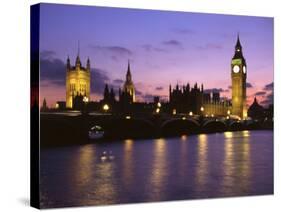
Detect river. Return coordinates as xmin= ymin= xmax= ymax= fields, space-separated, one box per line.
xmin=40 ymin=130 xmax=273 ymax=208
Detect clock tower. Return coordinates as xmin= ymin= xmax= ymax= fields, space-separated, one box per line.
xmin=231 ymin=34 xmax=247 ymax=119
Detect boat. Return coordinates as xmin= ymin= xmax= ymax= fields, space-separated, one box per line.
xmin=88 ymin=125 xmax=104 ymax=140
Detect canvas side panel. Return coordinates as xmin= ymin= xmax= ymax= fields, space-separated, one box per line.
xmin=30 ymin=4 xmax=40 ymax=209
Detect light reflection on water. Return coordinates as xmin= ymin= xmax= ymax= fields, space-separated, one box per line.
xmin=40 ymin=130 xmax=273 ymax=208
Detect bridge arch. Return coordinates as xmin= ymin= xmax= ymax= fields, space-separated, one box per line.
xmin=229 ymin=121 xmax=244 ymax=131
xmin=97 ymin=117 xmax=155 ymax=139
xmin=160 ymin=118 xmax=200 ymax=136
xmin=202 ymin=120 xmax=227 ymax=132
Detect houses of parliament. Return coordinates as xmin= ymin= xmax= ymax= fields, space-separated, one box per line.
xmin=62 ymin=35 xmax=248 ymax=119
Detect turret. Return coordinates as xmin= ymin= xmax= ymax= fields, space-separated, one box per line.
xmin=75 ymin=55 xmax=81 ymax=69
xmin=86 ymin=57 xmax=90 ymax=71
xmin=104 ymin=84 xmax=109 ymax=100
xmin=66 ymin=55 xmax=71 ymax=70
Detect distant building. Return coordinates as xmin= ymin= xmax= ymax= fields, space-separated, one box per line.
xmin=101 ymin=83 xmax=116 ymax=106
xmin=203 ymin=97 xmax=231 ymax=117
xmin=55 ymin=101 xmax=66 ymax=110
xmin=66 ymin=50 xmax=91 ymax=109
xmin=119 ymin=61 xmax=136 ymax=104
xmin=247 ymin=97 xmax=264 ymax=121
xmin=41 ymin=98 xmax=48 ymax=111
xmin=169 ymin=83 xmax=203 ymax=114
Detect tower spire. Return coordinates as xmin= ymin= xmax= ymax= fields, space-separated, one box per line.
xmin=75 ymin=41 xmax=81 ymax=68
xmin=235 ymin=32 xmax=242 ymax=49
xmin=126 ymin=59 xmax=132 ymax=82
xmin=127 ymin=59 xmax=131 ymax=74
xmin=78 ymin=40 xmax=80 ymax=56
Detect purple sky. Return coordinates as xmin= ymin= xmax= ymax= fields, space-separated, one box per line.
xmin=39 ymin=3 xmax=274 ymax=107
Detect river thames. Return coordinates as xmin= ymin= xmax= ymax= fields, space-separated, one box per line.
xmin=40 ymin=130 xmax=273 ymax=208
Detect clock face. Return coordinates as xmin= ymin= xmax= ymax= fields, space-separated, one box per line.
xmin=233 ymin=65 xmax=240 ymax=73
xmin=243 ymin=66 xmax=246 ymax=74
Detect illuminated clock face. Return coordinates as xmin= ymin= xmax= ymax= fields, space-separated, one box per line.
xmin=233 ymin=65 xmax=240 ymax=73
xmin=243 ymin=66 xmax=246 ymax=74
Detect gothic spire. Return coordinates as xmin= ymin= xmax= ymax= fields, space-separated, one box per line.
xmin=87 ymin=57 xmax=90 ymax=70
xmin=126 ymin=60 xmax=132 ymax=82
xmin=235 ymin=33 xmax=242 ymax=49
xmin=66 ymin=55 xmax=71 ymax=69
xmin=75 ymin=41 xmax=81 ymax=67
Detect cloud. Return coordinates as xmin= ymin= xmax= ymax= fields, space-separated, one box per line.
xmin=204 ymin=88 xmax=225 ymax=93
xmin=162 ymin=39 xmax=183 ymax=48
xmin=260 ymin=92 xmax=273 ymax=106
xmin=135 ymin=89 xmax=143 ymax=96
xmin=89 ymin=45 xmax=133 ymax=60
xmin=90 ymin=68 xmax=110 ymax=95
xmin=40 ymin=50 xmax=110 ymax=96
xmin=141 ymin=44 xmax=166 ymax=53
xmin=40 ymin=52 xmax=66 ymax=86
xmin=246 ymin=82 xmax=253 ymax=88
xmin=142 ymin=93 xmax=154 ymax=102
xmin=112 ymin=79 xmax=124 ymax=85
xmin=255 ymin=91 xmax=266 ymax=96
xmin=40 ymin=50 xmax=56 ymax=59
xmin=196 ymin=43 xmax=223 ymax=50
xmin=155 ymin=86 xmax=164 ymax=91
xmin=263 ymin=82 xmax=273 ymax=91
xmin=173 ymin=28 xmax=194 ymax=35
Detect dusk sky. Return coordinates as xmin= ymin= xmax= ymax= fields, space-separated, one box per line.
xmin=39 ymin=3 xmax=273 ymax=107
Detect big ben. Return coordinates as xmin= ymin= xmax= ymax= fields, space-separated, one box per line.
xmin=231 ymin=35 xmax=247 ymax=119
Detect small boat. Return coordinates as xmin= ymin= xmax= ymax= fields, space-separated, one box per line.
xmin=100 ymin=151 xmax=115 ymax=162
xmin=88 ymin=125 xmax=104 ymax=140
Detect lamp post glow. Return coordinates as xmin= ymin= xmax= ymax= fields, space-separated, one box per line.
xmin=200 ymin=106 xmax=204 ymax=112
xmin=172 ymin=109 xmax=176 ymax=115
xmin=227 ymin=109 xmax=231 ymax=115
xmin=103 ymin=104 xmax=109 ymax=112
xmin=83 ymin=96 xmax=89 ymax=103
xmin=157 ymin=102 xmax=161 ymax=108
xmin=189 ymin=111 xmax=193 ymax=116
xmin=156 ymin=108 xmax=160 ymax=114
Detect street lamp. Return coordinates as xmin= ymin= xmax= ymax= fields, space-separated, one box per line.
xmin=227 ymin=109 xmax=231 ymax=115
xmin=103 ymin=104 xmax=109 ymax=112
xmin=172 ymin=108 xmax=176 ymax=115
xmin=200 ymin=106 xmax=204 ymax=112
xmin=157 ymin=102 xmax=161 ymax=108
xmin=83 ymin=96 xmax=89 ymax=103
xmin=156 ymin=107 xmax=160 ymax=114
xmin=189 ymin=111 xmax=193 ymax=116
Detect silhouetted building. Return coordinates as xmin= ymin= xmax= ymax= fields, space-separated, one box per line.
xmin=248 ymin=97 xmax=265 ymax=121
xmin=101 ymin=84 xmax=116 ymax=109
xmin=41 ymin=98 xmax=48 ymax=111
xmin=212 ymin=92 xmax=220 ymax=102
xmin=72 ymin=94 xmax=84 ymax=110
xmin=169 ymin=83 xmax=203 ymax=114
xmin=119 ymin=61 xmax=136 ymax=104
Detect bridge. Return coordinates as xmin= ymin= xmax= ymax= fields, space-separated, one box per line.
xmin=40 ymin=112 xmax=272 ymax=147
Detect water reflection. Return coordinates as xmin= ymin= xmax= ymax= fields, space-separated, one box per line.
xmin=222 ymin=131 xmax=251 ymax=195
xmin=75 ymin=145 xmax=96 ymax=186
xmin=75 ymin=144 xmax=117 ymax=205
xmin=123 ymin=139 xmax=134 ymax=188
xmin=179 ymin=135 xmax=188 ymax=182
xmin=196 ymin=134 xmax=209 ymax=191
xmin=40 ymin=131 xmax=272 ymax=208
xmin=149 ymin=138 xmax=167 ymax=200
xmin=222 ymin=131 xmax=235 ymax=192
